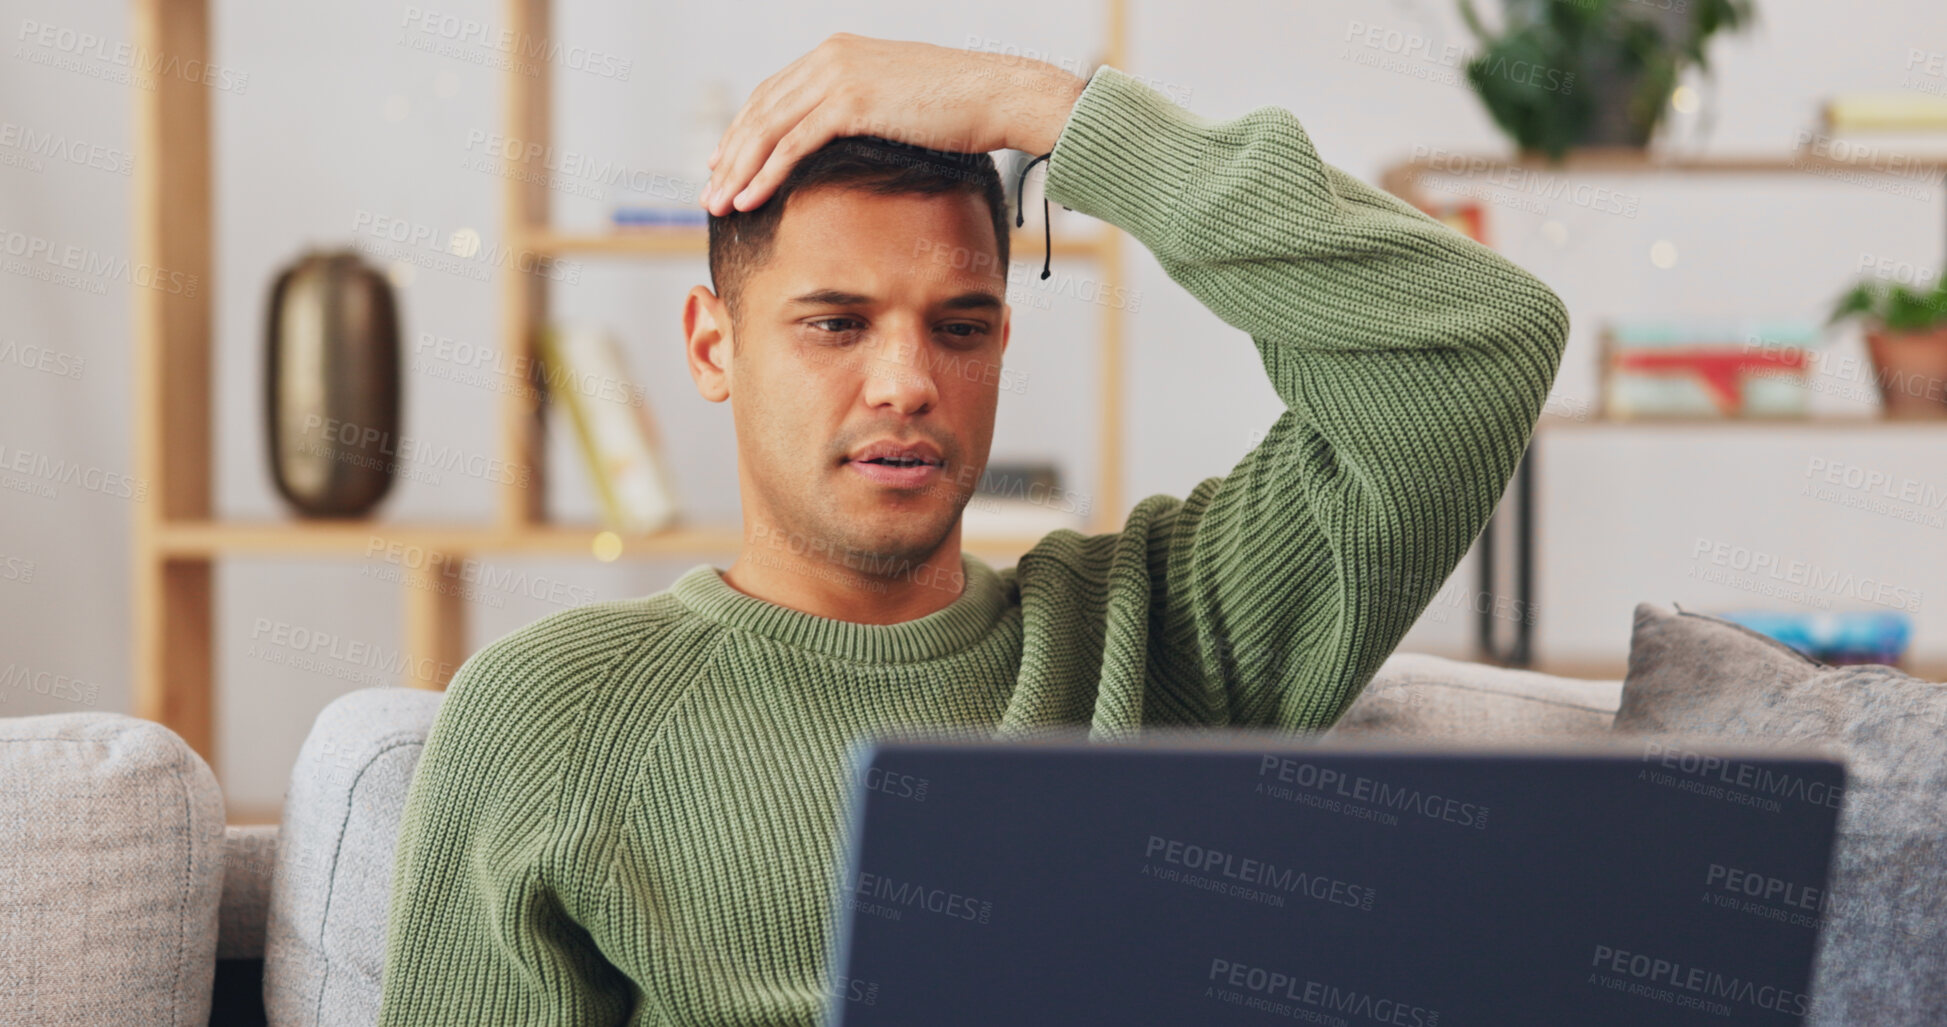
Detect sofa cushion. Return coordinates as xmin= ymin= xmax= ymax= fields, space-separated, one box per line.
xmin=0 ymin=712 xmax=226 ymax=1026
xmin=264 ymin=687 xmax=442 ymax=1026
xmin=1326 ymin=652 xmax=1623 ymax=740
xmin=1614 ymin=601 xmax=1947 ymax=1026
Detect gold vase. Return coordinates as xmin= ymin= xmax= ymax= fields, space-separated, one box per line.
xmin=265 ymin=251 xmax=402 ymax=516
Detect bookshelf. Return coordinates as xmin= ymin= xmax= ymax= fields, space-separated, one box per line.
xmin=1379 ymin=145 xmax=1947 ymax=667
xmin=131 ymin=0 xmax=1131 ymax=768
xmin=1379 ymin=146 xmax=1947 ymax=245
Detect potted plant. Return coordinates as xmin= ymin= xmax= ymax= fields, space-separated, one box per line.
xmin=1829 ymin=275 xmax=1947 ymax=419
xmin=1457 ymin=0 xmax=1756 ymax=160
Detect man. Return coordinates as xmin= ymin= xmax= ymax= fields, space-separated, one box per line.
xmin=377 ymin=33 xmax=1569 ymax=1025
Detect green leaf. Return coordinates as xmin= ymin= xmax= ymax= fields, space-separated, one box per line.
xmin=1829 ymin=274 xmax=1947 ymax=332
xmin=1455 ymin=0 xmax=1756 ymax=155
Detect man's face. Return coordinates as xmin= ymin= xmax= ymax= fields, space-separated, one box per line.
xmin=701 ymin=185 xmax=1011 ymax=573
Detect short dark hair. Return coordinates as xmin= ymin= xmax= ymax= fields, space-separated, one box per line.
xmin=706 ymin=136 xmax=1011 ymax=342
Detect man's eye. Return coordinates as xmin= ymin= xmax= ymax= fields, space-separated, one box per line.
xmin=938 ymin=322 xmax=989 ymax=341
xmin=807 ymin=317 xmax=864 ymax=337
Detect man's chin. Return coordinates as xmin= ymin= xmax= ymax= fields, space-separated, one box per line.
xmin=828 ymin=512 xmax=956 ymax=564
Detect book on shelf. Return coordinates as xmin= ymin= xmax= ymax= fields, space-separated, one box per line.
xmin=1822 ymin=92 xmax=1947 ymax=134
xmin=1598 ymin=318 xmax=1824 ymax=419
xmin=611 ymin=206 xmax=710 ymax=229
xmin=960 ymin=461 xmax=1088 ymax=537
xmin=538 ymin=323 xmax=680 ymax=534
xmin=1814 ymin=93 xmax=1947 ymax=163
xmin=1715 ymin=609 xmax=1912 ymax=667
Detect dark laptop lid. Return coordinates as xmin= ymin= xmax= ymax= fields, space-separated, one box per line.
xmin=824 ymin=733 xmax=1844 ymax=1026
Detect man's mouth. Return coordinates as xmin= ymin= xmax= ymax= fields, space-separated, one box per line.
xmin=847 ymin=458 xmax=942 ymax=488
xmin=844 ymin=441 xmax=945 ymax=488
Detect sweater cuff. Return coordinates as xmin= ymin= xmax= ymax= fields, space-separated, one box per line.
xmin=1041 ymin=65 xmax=1218 ymax=247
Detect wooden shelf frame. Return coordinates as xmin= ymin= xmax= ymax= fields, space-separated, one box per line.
xmin=131 ymin=0 xmax=1134 ymax=770
xmin=1380 ymin=145 xmax=1947 ymax=201
xmin=133 ymin=0 xmax=215 ymax=757
xmin=152 ymin=520 xmax=1054 ymax=561
xmin=1538 ymin=415 xmax=1947 ymax=430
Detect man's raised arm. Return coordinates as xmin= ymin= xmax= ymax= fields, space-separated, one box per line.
xmin=1039 ymin=67 xmax=1569 ymax=731
xmin=695 ymin=38 xmax=1569 ymax=733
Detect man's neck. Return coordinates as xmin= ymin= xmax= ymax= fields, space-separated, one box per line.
xmin=719 ymin=522 xmax=967 ymax=624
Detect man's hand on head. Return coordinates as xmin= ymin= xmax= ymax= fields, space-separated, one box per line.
xmin=701 ymin=33 xmax=1089 ymax=217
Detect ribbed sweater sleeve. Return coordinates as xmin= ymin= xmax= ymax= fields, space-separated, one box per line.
xmin=1041 ymin=66 xmax=1570 ymax=731
xmin=376 ymin=611 xmax=635 ymax=1025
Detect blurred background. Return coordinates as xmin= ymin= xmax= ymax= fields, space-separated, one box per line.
xmin=4 ymin=0 xmax=1945 ymax=819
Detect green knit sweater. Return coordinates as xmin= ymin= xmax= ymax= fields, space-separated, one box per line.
xmin=376 ymin=66 xmax=1568 ymax=1025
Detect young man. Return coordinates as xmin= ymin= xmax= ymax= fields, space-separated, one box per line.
xmin=377 ymin=34 xmax=1569 ymax=1025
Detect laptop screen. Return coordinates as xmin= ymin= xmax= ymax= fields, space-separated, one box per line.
xmin=824 ymin=736 xmax=1843 ymax=1025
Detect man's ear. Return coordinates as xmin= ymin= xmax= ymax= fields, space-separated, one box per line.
xmin=683 ymin=284 xmax=733 ymax=403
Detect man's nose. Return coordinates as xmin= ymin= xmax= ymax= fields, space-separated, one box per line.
xmin=860 ymin=329 xmax=940 ymax=415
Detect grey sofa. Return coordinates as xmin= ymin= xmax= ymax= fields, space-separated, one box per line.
xmin=0 ymin=686 xmax=444 ymax=1027
xmin=3 ymin=601 xmax=1938 ymax=1024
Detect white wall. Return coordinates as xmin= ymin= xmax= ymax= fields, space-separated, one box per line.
xmin=2 ymin=0 xmax=1943 ymax=809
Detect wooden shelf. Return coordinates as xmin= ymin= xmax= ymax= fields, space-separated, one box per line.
xmin=1379 ymin=144 xmax=1947 ymax=216
xmin=526 ymin=226 xmax=1112 ymax=260
xmin=1390 ymin=145 xmax=1947 ymax=177
xmin=225 ymin=802 xmax=282 ymax=827
xmin=1538 ymin=415 xmax=1947 ymax=430
xmin=156 ymin=520 xmax=736 ymax=557
xmin=153 ymin=520 xmax=1056 ymax=560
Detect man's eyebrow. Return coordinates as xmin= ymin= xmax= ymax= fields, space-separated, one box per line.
xmin=783 ymin=289 xmax=1005 ymax=312
xmin=785 ymin=289 xmax=876 ymax=307
xmin=939 ymin=291 xmax=1003 ymax=312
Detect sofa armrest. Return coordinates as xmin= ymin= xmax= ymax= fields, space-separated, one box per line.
xmin=0 ymin=712 xmax=226 ymax=1026
xmin=265 ymin=686 xmax=444 ymax=1025
xmin=1327 ymin=652 xmax=1624 ymax=740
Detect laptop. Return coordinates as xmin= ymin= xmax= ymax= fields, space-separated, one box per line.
xmin=822 ymin=732 xmax=1845 ymax=1026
